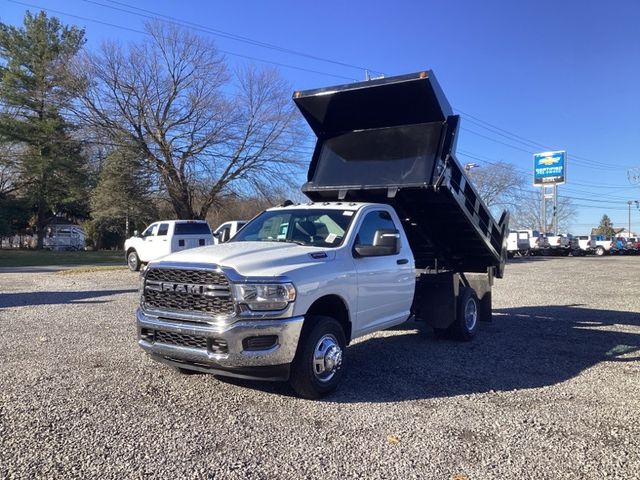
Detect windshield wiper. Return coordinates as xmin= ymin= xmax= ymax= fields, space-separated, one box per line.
xmin=275 ymin=239 xmax=308 ymax=246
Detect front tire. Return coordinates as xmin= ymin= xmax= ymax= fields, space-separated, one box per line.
xmin=595 ymin=246 xmax=605 ymax=256
xmin=289 ymin=316 xmax=346 ymax=399
xmin=127 ymin=249 xmax=141 ymax=271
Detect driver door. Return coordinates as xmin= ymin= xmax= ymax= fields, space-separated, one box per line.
xmin=139 ymin=223 xmax=159 ymax=262
xmin=352 ymin=210 xmax=415 ymax=335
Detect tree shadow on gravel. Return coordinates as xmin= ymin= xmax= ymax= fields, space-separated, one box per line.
xmin=223 ymin=305 xmax=640 ymax=403
xmin=0 ymin=289 xmax=137 ymax=308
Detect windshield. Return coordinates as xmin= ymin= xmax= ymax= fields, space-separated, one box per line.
xmin=232 ymin=209 xmax=356 ymax=247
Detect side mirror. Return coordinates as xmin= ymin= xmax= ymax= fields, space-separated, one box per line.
xmin=354 ymin=229 xmax=400 ymax=257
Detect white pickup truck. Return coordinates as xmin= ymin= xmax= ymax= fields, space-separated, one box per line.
xmin=545 ymin=233 xmax=571 ymax=256
xmin=125 ymin=220 xmax=214 ymax=271
xmin=590 ymin=235 xmax=614 ymax=256
xmin=135 ymin=72 xmax=509 ymax=398
xmin=519 ymin=229 xmax=549 ymax=255
xmin=507 ymin=230 xmax=530 ymax=257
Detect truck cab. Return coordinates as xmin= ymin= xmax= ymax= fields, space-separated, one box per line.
xmin=212 ymin=220 xmax=247 ymax=244
xmin=135 ymin=71 xmax=508 ymax=398
xmin=125 ymin=220 xmax=214 ymax=271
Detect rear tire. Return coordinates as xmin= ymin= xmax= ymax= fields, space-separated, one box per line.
xmin=127 ymin=249 xmax=141 ymax=271
xmin=595 ymin=246 xmax=605 ymax=256
xmin=289 ymin=316 xmax=346 ymax=399
xmin=451 ymin=287 xmax=480 ymax=341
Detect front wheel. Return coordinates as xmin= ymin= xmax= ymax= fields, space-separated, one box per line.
xmin=289 ymin=316 xmax=346 ymax=399
xmin=595 ymin=246 xmax=605 ymax=256
xmin=127 ymin=249 xmax=141 ymax=271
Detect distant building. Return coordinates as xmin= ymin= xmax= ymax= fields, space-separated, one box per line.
xmin=589 ymin=227 xmax=636 ymax=238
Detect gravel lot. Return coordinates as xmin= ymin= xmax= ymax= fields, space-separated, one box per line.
xmin=0 ymin=256 xmax=638 ymax=479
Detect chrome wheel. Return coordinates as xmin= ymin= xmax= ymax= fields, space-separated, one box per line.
xmin=127 ymin=251 xmax=139 ymax=271
xmin=312 ymin=334 xmax=343 ymax=383
xmin=464 ymin=297 xmax=478 ymax=332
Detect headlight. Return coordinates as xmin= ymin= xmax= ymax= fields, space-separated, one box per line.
xmin=232 ymin=283 xmax=296 ymax=311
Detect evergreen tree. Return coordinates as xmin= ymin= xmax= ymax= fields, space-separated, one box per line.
xmin=596 ymin=214 xmax=616 ymax=237
xmin=0 ymin=11 xmax=87 ymax=248
xmin=90 ymin=147 xmax=156 ymax=247
xmin=0 ymin=196 xmax=30 ymax=237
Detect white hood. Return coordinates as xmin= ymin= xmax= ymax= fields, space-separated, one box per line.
xmin=150 ymin=241 xmax=336 ymax=278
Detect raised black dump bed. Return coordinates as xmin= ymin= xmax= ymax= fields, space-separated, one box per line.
xmin=294 ymin=71 xmax=509 ymax=277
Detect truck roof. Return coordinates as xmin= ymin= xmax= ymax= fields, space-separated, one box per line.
xmin=266 ymin=202 xmax=378 ymax=212
xmin=149 ymin=219 xmax=209 ymax=224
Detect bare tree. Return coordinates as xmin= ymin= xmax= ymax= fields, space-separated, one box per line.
xmin=0 ymin=143 xmax=22 ymax=196
xmin=511 ymin=188 xmax=577 ymax=233
xmin=466 ymin=161 xmax=526 ymax=212
xmin=73 ymin=21 xmax=303 ymax=219
xmin=466 ymin=161 xmax=577 ymax=232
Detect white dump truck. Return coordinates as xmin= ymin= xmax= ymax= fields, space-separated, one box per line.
xmin=135 ymin=71 xmax=509 ymax=398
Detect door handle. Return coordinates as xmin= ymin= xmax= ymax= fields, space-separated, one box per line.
xmin=397 ymin=258 xmax=409 ymax=265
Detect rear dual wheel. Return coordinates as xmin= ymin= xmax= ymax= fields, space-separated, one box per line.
xmin=434 ymin=287 xmax=480 ymax=341
xmin=451 ymin=287 xmax=479 ymax=341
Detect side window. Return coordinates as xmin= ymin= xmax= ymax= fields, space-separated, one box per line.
xmin=219 ymin=226 xmax=231 ymax=243
xmin=157 ymin=223 xmax=169 ymax=236
xmin=215 ymin=223 xmax=230 ymax=235
xmin=356 ymin=211 xmax=397 ymax=246
xmin=142 ymin=224 xmax=158 ymax=237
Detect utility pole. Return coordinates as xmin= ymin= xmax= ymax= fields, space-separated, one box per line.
xmin=629 ymin=200 xmax=633 ymax=238
xmin=553 ymin=184 xmax=558 ymax=234
xmin=541 ymin=191 xmax=546 ymax=232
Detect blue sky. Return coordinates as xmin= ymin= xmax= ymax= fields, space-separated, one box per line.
xmin=2 ymin=0 xmax=639 ymax=233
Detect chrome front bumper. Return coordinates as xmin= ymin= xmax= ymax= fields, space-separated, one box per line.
xmin=136 ymin=308 xmax=304 ymax=380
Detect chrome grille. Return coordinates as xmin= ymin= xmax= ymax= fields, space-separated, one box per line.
xmin=143 ymin=267 xmax=235 ymax=315
xmin=145 ymin=268 xmax=229 ymax=286
xmin=154 ymin=330 xmax=208 ymax=349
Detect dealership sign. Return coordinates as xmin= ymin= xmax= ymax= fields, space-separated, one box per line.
xmin=533 ymin=150 xmax=566 ymax=186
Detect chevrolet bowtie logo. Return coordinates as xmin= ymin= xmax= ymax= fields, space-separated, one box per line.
xmin=538 ymin=156 xmax=561 ymax=166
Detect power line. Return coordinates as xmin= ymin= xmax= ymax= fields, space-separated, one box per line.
xmin=9 ymin=0 xmax=634 ymax=174
xmin=457 ymin=109 xmax=633 ymax=170
xmin=88 ymin=0 xmax=385 ymax=76
xmin=7 ymin=0 xmax=358 ymax=82
xmin=457 ymin=150 xmax=636 ymax=199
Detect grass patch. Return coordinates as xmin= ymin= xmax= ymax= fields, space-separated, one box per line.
xmin=0 ymin=249 xmax=125 ymax=267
